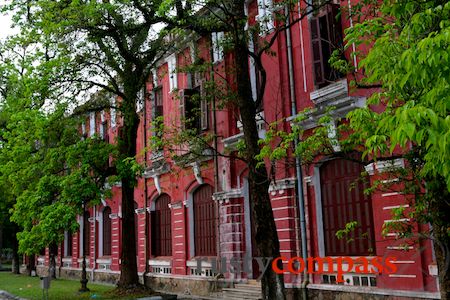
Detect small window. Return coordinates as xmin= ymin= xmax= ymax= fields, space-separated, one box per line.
xmin=167 ymin=54 xmax=177 ymax=91
xmin=257 ymin=0 xmax=274 ymax=34
xmin=110 ymin=108 xmax=116 ymax=128
xmin=310 ymin=4 xmax=345 ymax=88
xmin=211 ymin=32 xmax=224 ymax=63
xmin=89 ymin=112 xmax=96 ymax=137
xmin=179 ymin=87 xmax=208 ymax=132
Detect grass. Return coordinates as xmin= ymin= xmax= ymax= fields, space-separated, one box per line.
xmin=0 ymin=272 xmax=153 ymax=300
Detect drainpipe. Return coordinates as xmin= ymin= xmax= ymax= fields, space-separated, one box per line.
xmin=92 ymin=205 xmax=97 ymax=282
xmin=210 ymin=39 xmax=221 ymax=267
xmin=285 ymin=3 xmax=308 ymax=291
xmin=143 ymin=84 xmax=150 ymax=285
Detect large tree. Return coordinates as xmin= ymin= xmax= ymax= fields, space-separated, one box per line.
xmin=3 ymin=0 xmax=172 ymax=287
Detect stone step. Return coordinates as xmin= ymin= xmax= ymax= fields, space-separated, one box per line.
xmin=233 ymin=283 xmax=262 ymax=290
xmin=222 ymin=288 xmax=262 ymax=300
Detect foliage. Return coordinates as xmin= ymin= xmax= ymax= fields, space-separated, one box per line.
xmin=0 ymin=39 xmax=115 ymax=255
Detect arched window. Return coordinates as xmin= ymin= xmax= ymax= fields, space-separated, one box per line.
xmin=151 ymin=194 xmax=172 ymax=256
xmin=320 ymin=158 xmax=375 ymax=256
xmin=193 ymin=184 xmax=216 ymax=256
xmin=102 ymin=207 xmax=112 ymax=256
xmin=83 ymin=211 xmax=90 ymax=256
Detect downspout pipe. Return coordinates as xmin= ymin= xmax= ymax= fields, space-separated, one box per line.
xmin=209 ymin=39 xmax=221 ymax=266
xmin=284 ymin=4 xmax=308 ymax=288
xmin=143 ymin=84 xmax=150 ymax=285
xmin=92 ymin=205 xmax=97 ymax=282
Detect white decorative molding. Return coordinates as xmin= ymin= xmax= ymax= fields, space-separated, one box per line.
xmin=310 ymin=79 xmax=348 ymax=104
xmin=135 ymin=208 xmax=146 ymax=214
xmin=304 ymin=176 xmax=312 ymax=184
xmin=365 ymin=163 xmax=375 ymax=175
xmin=428 ymin=264 xmax=438 ymax=276
xmin=149 ymin=259 xmax=171 ymax=267
xmin=109 ymin=213 xmax=121 ymax=219
xmin=183 ymin=200 xmax=188 ymax=208
xmin=143 ymin=162 xmax=170 ymax=179
xmin=225 ymin=112 xmax=266 ymax=150
xmin=192 ymin=162 xmax=203 ymax=185
xmin=289 ymin=80 xmax=365 ymax=130
xmin=268 ymin=178 xmax=296 ymax=192
xmin=153 ymin=175 xmax=161 ymax=195
xmin=169 ymin=201 xmax=183 ymax=209
xmin=365 ymin=159 xmax=405 ymax=176
xmin=212 ymin=189 xmax=243 ymax=202
xmin=96 ymin=258 xmax=112 ymax=265
xmin=376 ymin=158 xmax=405 ymax=172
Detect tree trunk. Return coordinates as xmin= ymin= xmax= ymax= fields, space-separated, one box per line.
xmin=0 ymin=222 xmax=3 ymax=270
xmin=428 ymin=177 xmax=450 ymax=300
xmin=27 ymin=254 xmax=36 ymax=276
xmin=11 ymin=238 xmax=20 ymax=274
xmin=117 ymin=77 xmax=141 ymax=288
xmin=231 ymin=2 xmax=285 ymax=299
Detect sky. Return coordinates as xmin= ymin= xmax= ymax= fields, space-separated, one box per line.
xmin=0 ymin=2 xmax=15 ymax=41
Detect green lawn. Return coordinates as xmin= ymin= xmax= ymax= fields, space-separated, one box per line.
xmin=0 ymin=272 xmax=152 ymax=300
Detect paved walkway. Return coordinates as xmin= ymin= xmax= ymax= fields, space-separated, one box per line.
xmin=0 ymin=291 xmax=23 ymax=300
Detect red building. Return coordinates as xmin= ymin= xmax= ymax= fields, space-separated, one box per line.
xmin=33 ymin=1 xmax=440 ymax=298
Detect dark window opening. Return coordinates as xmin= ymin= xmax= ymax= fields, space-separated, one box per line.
xmin=101 ymin=121 xmax=109 ymax=143
xmin=151 ymin=194 xmax=172 ymax=257
xmin=179 ymin=87 xmax=208 ymax=133
xmin=66 ymin=231 xmax=72 ymax=257
xmin=151 ymin=87 xmax=164 ymax=151
xmin=102 ymin=207 xmax=112 ymax=256
xmin=310 ymin=4 xmax=345 ymax=88
xmin=83 ymin=211 xmax=90 ymax=256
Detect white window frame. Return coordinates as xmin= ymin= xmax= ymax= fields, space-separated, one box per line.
xmin=212 ymin=32 xmax=224 ymax=63
xmin=257 ymin=0 xmax=274 ymax=34
xmin=167 ymin=54 xmax=178 ymax=91
xmin=89 ymin=112 xmax=96 ymax=137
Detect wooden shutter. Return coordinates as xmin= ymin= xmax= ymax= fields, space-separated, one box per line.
xmin=193 ymin=184 xmax=217 ymax=256
xmin=320 ymin=159 xmax=375 ymax=256
xmin=153 ymin=194 xmax=172 ymax=256
xmin=103 ymin=207 xmax=112 ymax=256
xmin=310 ymin=17 xmax=325 ymax=86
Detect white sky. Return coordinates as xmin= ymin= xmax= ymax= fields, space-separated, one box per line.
xmin=0 ymin=1 xmax=16 ymax=41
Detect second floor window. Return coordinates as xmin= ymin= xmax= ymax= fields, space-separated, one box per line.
xmin=89 ymin=112 xmax=96 ymax=137
xmin=211 ymin=32 xmax=224 ymax=63
xmin=179 ymin=85 xmax=208 ymax=133
xmin=310 ymin=4 xmax=345 ymax=88
xmin=167 ymin=54 xmax=178 ymax=91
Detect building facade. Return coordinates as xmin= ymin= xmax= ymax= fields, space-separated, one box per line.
xmin=33 ymin=0 xmax=440 ymax=298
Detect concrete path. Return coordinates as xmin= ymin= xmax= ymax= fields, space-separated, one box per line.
xmin=0 ymin=291 xmax=24 ymax=300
